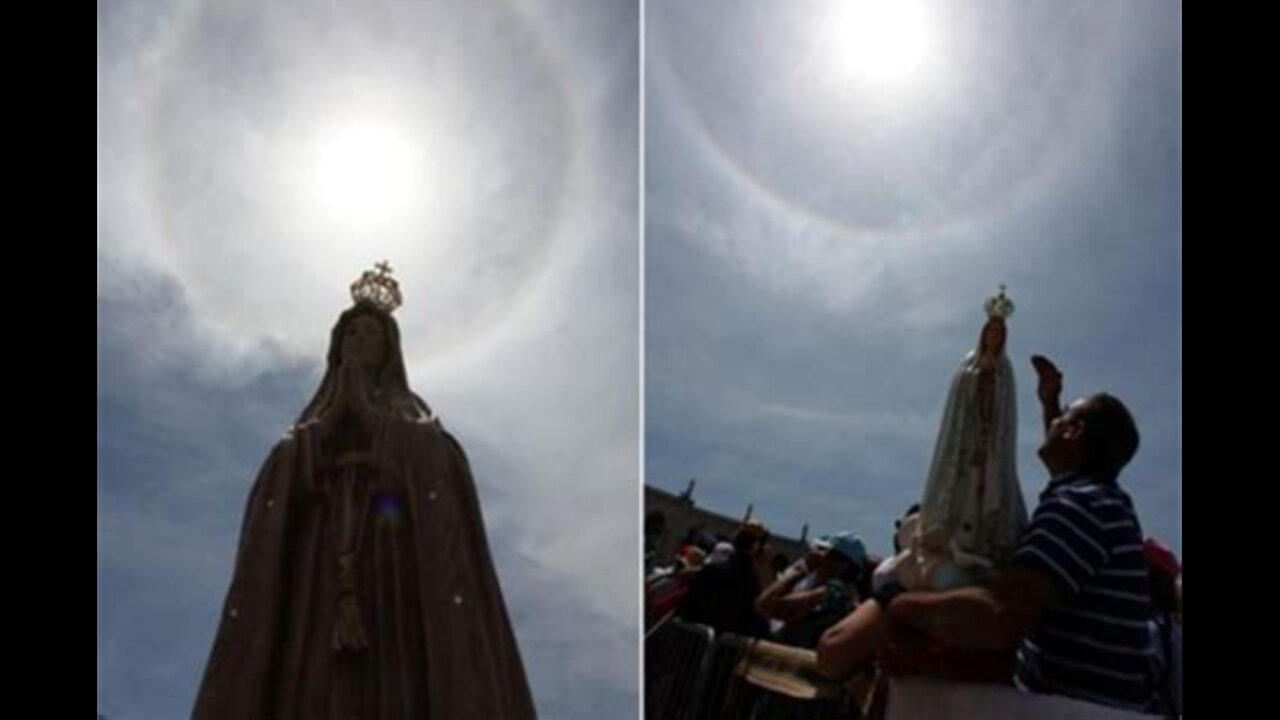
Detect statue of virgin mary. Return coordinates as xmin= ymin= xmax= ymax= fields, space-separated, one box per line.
xmin=895 ymin=288 xmax=1028 ymax=591
xmin=193 ymin=263 xmax=537 ymax=719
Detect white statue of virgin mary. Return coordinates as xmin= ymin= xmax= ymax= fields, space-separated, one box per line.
xmin=896 ymin=288 xmax=1028 ymax=591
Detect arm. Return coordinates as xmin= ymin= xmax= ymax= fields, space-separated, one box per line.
xmin=757 ymin=556 xmax=829 ymax=617
xmin=1040 ymin=400 xmax=1061 ymax=435
xmin=755 ymin=567 xmax=830 ymax=622
xmin=1031 ymin=355 xmax=1063 ymax=433
xmin=888 ymin=565 xmax=1060 ymax=651
xmin=816 ymin=599 xmax=889 ymax=679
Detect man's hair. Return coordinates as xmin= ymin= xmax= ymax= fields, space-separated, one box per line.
xmin=733 ymin=527 xmax=769 ymax=555
xmin=1080 ymin=393 xmax=1140 ymax=478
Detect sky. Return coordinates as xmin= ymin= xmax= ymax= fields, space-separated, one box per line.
xmin=97 ymin=1 xmax=638 ymax=718
xmin=646 ymin=0 xmax=1181 ymax=561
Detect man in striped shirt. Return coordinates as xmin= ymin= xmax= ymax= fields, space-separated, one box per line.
xmin=854 ymin=356 xmax=1159 ymax=712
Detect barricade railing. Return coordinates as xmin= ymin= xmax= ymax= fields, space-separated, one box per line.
xmin=646 ymin=621 xmax=883 ymax=719
xmin=646 ymin=619 xmax=716 ymax=720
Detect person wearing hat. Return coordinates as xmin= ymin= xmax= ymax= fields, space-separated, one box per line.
xmin=756 ymin=533 xmax=867 ymax=649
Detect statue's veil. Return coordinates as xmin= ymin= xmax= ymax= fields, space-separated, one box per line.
xmin=295 ymin=304 xmax=433 ymax=425
xmin=918 ymin=344 xmax=1024 ymax=561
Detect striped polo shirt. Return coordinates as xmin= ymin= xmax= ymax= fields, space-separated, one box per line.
xmin=1012 ymin=472 xmax=1159 ymax=712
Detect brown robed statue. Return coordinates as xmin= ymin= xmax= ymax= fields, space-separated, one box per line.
xmin=194 ymin=263 xmax=536 ymax=719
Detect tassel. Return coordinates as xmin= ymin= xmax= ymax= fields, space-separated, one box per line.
xmin=333 ymin=552 xmax=369 ymax=653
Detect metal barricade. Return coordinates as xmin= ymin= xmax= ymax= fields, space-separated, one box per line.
xmin=647 ymin=622 xmax=882 ymax=720
xmin=646 ymin=619 xmax=717 ymax=720
xmin=701 ymin=633 xmax=753 ymax=719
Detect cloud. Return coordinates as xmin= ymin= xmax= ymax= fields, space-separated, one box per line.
xmin=755 ymin=403 xmax=936 ymax=439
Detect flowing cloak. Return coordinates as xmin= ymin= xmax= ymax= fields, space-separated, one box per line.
xmin=192 ymin=411 xmax=537 ymax=719
xmin=900 ymin=351 xmax=1027 ymax=589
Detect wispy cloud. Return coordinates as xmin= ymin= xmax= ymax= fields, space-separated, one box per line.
xmin=756 ymin=403 xmax=935 ymax=438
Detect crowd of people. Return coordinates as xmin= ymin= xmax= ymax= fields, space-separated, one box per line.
xmin=644 ymin=348 xmax=1182 ymax=717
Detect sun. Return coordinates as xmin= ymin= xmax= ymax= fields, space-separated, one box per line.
xmin=307 ymin=118 xmax=425 ymax=230
xmin=828 ymin=0 xmax=932 ymax=86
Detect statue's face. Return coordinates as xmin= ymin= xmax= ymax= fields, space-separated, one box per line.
xmin=980 ymin=319 xmax=1006 ymax=356
xmin=342 ymin=314 xmax=387 ymax=371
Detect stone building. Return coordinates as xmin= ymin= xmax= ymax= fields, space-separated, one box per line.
xmin=645 ymin=481 xmax=811 ymax=569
